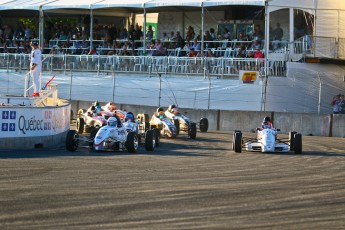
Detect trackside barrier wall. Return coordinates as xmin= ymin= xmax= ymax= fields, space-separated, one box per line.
xmin=71 ymin=101 xmax=345 ymax=138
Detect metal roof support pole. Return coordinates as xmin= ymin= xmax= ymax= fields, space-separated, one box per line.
xmin=262 ymin=0 xmax=269 ymax=112
xmin=39 ymin=7 xmax=44 ymax=49
xmin=143 ymin=8 xmax=147 ymax=54
xmin=90 ymin=9 xmax=94 ymax=52
xmin=201 ymin=3 xmax=204 ymax=56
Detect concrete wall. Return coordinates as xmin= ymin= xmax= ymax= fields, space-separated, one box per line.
xmin=71 ymin=100 xmax=345 ymax=138
xmin=0 ymin=131 xmax=68 ymax=150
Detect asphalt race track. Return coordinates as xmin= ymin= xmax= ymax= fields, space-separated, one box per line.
xmin=0 ymin=131 xmax=344 ymax=229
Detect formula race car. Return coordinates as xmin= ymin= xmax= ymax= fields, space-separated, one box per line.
xmin=164 ymin=105 xmax=209 ymax=139
xmin=232 ymin=127 xmax=302 ymax=153
xmin=66 ymin=115 xmax=157 ymax=153
xmin=76 ymin=108 xmax=107 ymax=134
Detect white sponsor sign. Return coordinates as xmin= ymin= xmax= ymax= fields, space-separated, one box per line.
xmin=0 ymin=105 xmax=70 ymax=138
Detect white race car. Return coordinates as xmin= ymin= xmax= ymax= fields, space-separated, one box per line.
xmin=66 ymin=116 xmax=156 ymax=153
xmin=232 ymin=128 xmax=302 ymax=153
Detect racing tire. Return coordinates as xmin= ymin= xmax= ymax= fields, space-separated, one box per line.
xmin=66 ymin=130 xmax=79 ymax=152
xmin=76 ymin=117 xmax=85 ymax=134
xmin=89 ymin=127 xmax=99 ymax=149
xmin=289 ymin=131 xmax=297 ymax=150
xmin=188 ymin=122 xmax=197 ymax=139
xmin=293 ymin=133 xmax=302 ymax=153
xmin=199 ymin=118 xmax=209 ymax=132
xmin=234 ymin=131 xmax=242 ymax=153
xmin=126 ymin=132 xmax=138 ymax=153
xmin=174 ymin=119 xmax=180 ymax=136
xmin=78 ymin=109 xmax=86 ymax=118
xmin=144 ymin=129 xmax=155 ymax=151
xmin=144 ymin=122 xmax=150 ymax=132
xmin=153 ymin=128 xmax=160 ymax=147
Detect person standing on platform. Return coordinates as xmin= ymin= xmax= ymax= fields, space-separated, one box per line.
xmin=30 ymin=41 xmax=42 ymax=97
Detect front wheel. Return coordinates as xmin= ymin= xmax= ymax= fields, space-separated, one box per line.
xmin=125 ymin=132 xmax=139 ymax=153
xmin=144 ymin=129 xmax=155 ymax=151
xmin=188 ymin=122 xmax=197 ymax=139
xmin=76 ymin=117 xmax=85 ymax=134
xmin=66 ymin=130 xmax=79 ymax=152
xmin=294 ymin=133 xmax=302 ymax=153
xmin=289 ymin=131 xmax=297 ymax=150
xmin=233 ymin=131 xmax=242 ymax=153
xmin=199 ymin=118 xmax=208 ymax=132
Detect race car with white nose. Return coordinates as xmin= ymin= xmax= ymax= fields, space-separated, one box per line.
xmin=232 ymin=126 xmax=302 ymax=154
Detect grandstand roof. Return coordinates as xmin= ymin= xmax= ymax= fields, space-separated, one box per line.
xmin=0 ymin=0 xmax=344 ymax=11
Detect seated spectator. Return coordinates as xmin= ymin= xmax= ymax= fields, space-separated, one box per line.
xmin=206 ymin=49 xmax=214 ymax=57
xmin=236 ymin=48 xmax=245 ymax=58
xmin=254 ymin=48 xmax=264 ymax=59
xmin=152 ymin=39 xmax=166 ymax=56
xmin=190 ymin=38 xmax=201 ymax=51
xmin=88 ymin=46 xmax=99 ymax=55
xmin=174 ymin=31 xmax=184 ymax=48
xmin=161 ymin=32 xmax=169 ymax=41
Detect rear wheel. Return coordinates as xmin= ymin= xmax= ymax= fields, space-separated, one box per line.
xmin=289 ymin=131 xmax=297 ymax=150
xmin=294 ymin=133 xmax=302 ymax=153
xmin=66 ymin=130 xmax=79 ymax=152
xmin=76 ymin=117 xmax=85 ymax=134
xmin=199 ymin=118 xmax=209 ymax=132
xmin=125 ymin=132 xmax=139 ymax=153
xmin=188 ymin=122 xmax=197 ymax=139
xmin=153 ymin=128 xmax=160 ymax=147
xmin=233 ymin=131 xmax=242 ymax=153
xmin=89 ymin=127 xmax=99 ymax=149
xmin=145 ymin=129 xmax=155 ymax=151
xmin=174 ymin=119 xmax=180 ymax=136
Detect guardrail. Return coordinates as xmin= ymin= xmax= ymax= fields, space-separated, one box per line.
xmin=0 ymin=53 xmax=287 ymax=78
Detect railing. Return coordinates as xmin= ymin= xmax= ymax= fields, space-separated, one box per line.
xmin=0 ymin=53 xmax=288 ymax=78
xmin=290 ymin=35 xmax=338 ymax=59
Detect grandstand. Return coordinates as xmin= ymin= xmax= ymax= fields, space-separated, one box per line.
xmin=0 ymin=0 xmax=345 ymax=114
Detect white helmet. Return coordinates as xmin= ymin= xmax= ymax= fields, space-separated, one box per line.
xmin=107 ymin=117 xmax=117 ymax=126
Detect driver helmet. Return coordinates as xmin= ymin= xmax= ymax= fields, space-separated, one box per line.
xmin=108 ymin=102 xmax=116 ymax=111
xmin=107 ymin=117 xmax=117 ymax=127
xmin=125 ymin=113 xmax=134 ymax=122
xmin=93 ymin=100 xmax=99 ymax=107
xmin=263 ymin=116 xmax=271 ymax=123
xmin=157 ymin=107 xmax=164 ymax=118
xmin=168 ymin=104 xmax=176 ymax=113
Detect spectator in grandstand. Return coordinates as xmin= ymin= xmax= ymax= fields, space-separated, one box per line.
xmin=210 ymin=28 xmax=216 ymax=41
xmin=88 ymin=46 xmax=99 ymax=55
xmin=206 ymin=48 xmax=214 ymax=57
xmin=204 ymin=30 xmax=214 ymax=49
xmin=252 ymin=24 xmax=264 ymax=41
xmin=273 ymin=22 xmax=284 ymax=41
xmin=74 ymin=40 xmax=83 ymax=55
xmin=161 ymin=32 xmax=169 ymax=41
xmin=24 ymin=25 xmax=32 ymax=41
xmin=186 ymin=26 xmax=195 ymax=42
xmin=222 ymin=27 xmax=231 ymax=40
xmin=190 ymin=38 xmax=201 ymax=51
xmin=339 ymin=94 xmax=345 ymax=114
xmin=331 ymin=94 xmax=342 ymax=114
xmin=59 ymin=30 xmax=67 ymax=40
xmin=146 ymin=25 xmax=154 ymax=41
xmin=174 ymin=31 xmax=184 ymax=49
xmin=254 ymin=48 xmax=264 ymax=59
xmin=152 ymin=39 xmax=166 ymax=56
xmin=236 ymin=48 xmax=245 ymax=58
xmin=169 ymin=31 xmax=176 ymax=42
xmin=251 ymin=39 xmax=262 ymax=50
